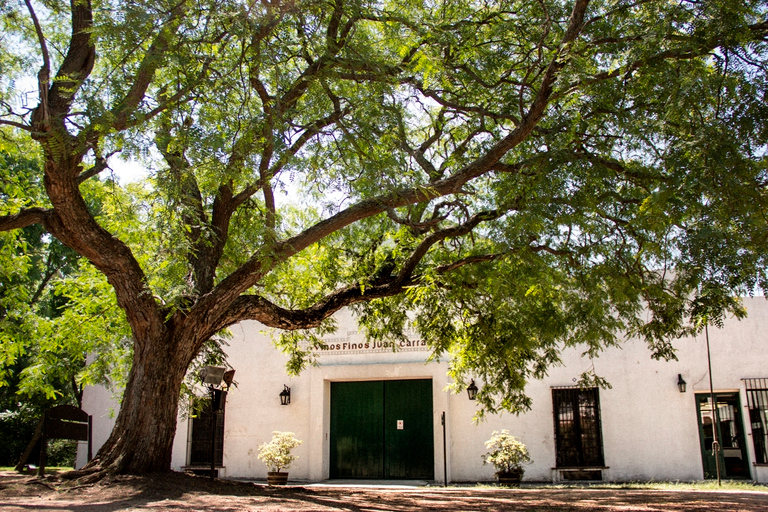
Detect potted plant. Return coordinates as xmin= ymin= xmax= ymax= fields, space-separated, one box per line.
xmin=257 ymin=431 xmax=303 ymax=486
xmin=481 ymin=430 xmax=532 ymax=486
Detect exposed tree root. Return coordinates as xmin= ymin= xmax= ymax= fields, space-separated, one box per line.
xmin=24 ymin=478 xmax=56 ymax=491
xmin=60 ymin=466 xmax=102 ymax=480
xmin=75 ymin=470 xmax=112 ymax=485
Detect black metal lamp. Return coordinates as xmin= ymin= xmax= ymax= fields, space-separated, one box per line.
xmin=677 ymin=374 xmax=687 ymax=393
xmin=466 ymin=379 xmax=478 ymax=400
xmin=280 ymin=385 xmax=291 ymax=405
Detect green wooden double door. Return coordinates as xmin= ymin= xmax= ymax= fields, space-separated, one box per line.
xmin=330 ymin=379 xmax=434 ymax=479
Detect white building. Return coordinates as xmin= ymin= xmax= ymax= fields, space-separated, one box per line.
xmin=78 ymin=297 xmax=768 ymax=484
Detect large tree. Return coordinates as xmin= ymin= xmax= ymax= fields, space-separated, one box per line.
xmin=1 ymin=0 xmax=767 ymax=475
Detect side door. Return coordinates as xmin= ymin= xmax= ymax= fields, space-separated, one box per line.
xmin=696 ymin=393 xmax=750 ymax=479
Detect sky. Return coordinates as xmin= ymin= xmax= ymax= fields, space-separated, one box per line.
xmin=109 ymin=158 xmax=149 ymax=184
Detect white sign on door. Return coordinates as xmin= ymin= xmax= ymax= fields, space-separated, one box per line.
xmin=397 ymin=420 xmax=404 ymax=430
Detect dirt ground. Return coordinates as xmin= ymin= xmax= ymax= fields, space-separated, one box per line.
xmin=1 ymin=470 xmax=768 ymax=512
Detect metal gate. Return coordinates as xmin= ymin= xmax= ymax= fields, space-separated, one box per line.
xmin=330 ymin=379 xmax=434 ymax=479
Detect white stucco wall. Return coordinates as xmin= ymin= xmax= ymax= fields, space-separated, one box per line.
xmin=75 ymin=381 xmax=116 ymax=470
xmin=80 ymin=297 xmax=768 ymax=483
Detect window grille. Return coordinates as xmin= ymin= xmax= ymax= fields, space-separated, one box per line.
xmin=552 ymin=387 xmax=604 ymax=467
xmin=743 ymin=378 xmax=768 ymax=464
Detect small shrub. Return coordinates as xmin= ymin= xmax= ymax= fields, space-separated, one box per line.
xmin=257 ymin=431 xmax=302 ymax=473
xmin=481 ymin=430 xmax=532 ymax=475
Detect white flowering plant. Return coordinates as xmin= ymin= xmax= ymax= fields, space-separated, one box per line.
xmin=257 ymin=431 xmax=303 ymax=473
xmin=481 ymin=430 xmax=532 ymax=475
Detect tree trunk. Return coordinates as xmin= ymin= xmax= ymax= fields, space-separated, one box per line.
xmin=87 ymin=333 xmax=191 ymax=474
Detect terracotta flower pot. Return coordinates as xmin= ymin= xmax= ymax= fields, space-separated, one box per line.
xmin=267 ymin=471 xmax=289 ymax=486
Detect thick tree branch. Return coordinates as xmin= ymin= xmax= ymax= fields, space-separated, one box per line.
xmin=214 ymin=247 xmax=508 ymax=335
xmin=0 ymin=208 xmax=51 ymax=232
xmin=325 ymin=0 xmax=344 ymax=53
xmin=255 ymin=120 xmax=276 ymax=231
xmin=210 ymin=208 xmax=509 ymax=335
xmin=262 ymin=183 xmax=276 ymax=231
xmin=34 ymin=0 xmax=95 ymax=132
xmin=156 ymin=125 xmax=215 ymax=294
xmin=216 ymin=286 xmax=403 ymax=332
xmin=24 ymin=0 xmax=50 ymax=127
xmin=190 ymin=183 xmax=234 ymax=294
xmin=158 ymin=98 xmax=344 ymax=296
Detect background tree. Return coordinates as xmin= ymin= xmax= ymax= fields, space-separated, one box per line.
xmin=0 ymin=0 xmax=766 ymax=476
xmin=0 ymin=146 xmax=133 ymax=466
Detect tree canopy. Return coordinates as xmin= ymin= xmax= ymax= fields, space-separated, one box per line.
xmin=0 ymin=0 xmax=767 ymax=474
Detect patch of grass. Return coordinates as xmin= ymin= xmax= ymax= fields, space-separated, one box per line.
xmin=0 ymin=466 xmax=74 ymax=474
xmin=471 ymin=480 xmax=768 ymax=492
xmin=584 ymin=480 xmax=768 ymax=492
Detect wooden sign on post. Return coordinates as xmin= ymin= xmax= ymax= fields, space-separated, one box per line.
xmin=37 ymin=405 xmax=92 ymax=477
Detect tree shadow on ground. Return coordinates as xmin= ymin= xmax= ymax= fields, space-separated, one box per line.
xmin=1 ymin=472 xmax=768 ymax=512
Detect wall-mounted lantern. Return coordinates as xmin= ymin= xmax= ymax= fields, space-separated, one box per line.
xmin=677 ymin=374 xmax=687 ymax=393
xmin=466 ymin=379 xmax=478 ymax=401
xmin=280 ymin=385 xmax=291 ymax=405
